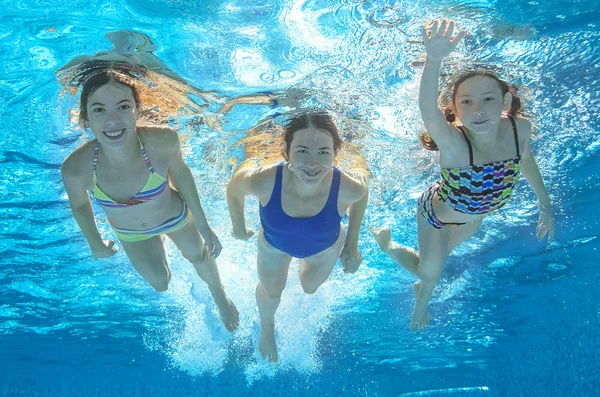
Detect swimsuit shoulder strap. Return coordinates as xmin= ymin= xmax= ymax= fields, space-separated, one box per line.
xmin=326 ymin=167 xmax=341 ymax=210
xmin=137 ymin=135 xmax=155 ymax=173
xmin=458 ymin=126 xmax=474 ymax=166
xmin=508 ymin=115 xmax=520 ymax=156
xmin=92 ymin=140 xmax=99 ymax=171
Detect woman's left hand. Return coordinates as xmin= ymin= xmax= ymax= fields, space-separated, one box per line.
xmin=537 ymin=203 xmax=555 ymax=244
xmin=201 ymin=228 xmax=223 ymax=258
xmin=340 ymin=242 xmax=363 ymax=274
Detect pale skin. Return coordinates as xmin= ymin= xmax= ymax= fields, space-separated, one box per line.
xmin=227 ymin=127 xmax=369 ymax=362
xmin=371 ymin=18 xmax=555 ymax=332
xmin=61 ymin=81 xmax=239 ymax=332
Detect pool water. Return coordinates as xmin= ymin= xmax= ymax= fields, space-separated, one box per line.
xmin=1 ymin=0 xmax=599 ymax=396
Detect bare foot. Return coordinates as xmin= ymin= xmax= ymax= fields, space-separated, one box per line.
xmin=410 ymin=281 xmax=430 ymax=332
xmin=258 ymin=322 xmax=278 ymax=363
xmin=214 ymin=295 xmax=239 ymax=332
xmin=370 ymin=227 xmax=391 ymax=251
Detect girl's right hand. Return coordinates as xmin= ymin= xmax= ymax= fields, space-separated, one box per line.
xmin=92 ymin=240 xmax=118 ymax=260
xmin=421 ymin=19 xmax=465 ymax=61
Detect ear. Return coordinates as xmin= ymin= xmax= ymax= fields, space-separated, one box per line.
xmin=83 ymin=120 xmax=90 ymax=128
xmin=502 ymin=92 xmax=512 ymax=112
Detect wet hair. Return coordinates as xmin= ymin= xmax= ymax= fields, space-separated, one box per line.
xmin=419 ymin=72 xmax=523 ymax=151
xmin=282 ymin=111 xmax=342 ymax=160
xmin=78 ymin=64 xmax=142 ymax=127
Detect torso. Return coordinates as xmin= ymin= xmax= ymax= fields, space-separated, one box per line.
xmin=81 ymin=128 xmax=184 ymax=230
xmin=433 ymin=116 xmax=526 ymax=223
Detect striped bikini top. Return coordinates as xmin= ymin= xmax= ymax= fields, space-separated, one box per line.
xmin=437 ymin=116 xmax=522 ymax=215
xmin=91 ymin=136 xmax=168 ymax=209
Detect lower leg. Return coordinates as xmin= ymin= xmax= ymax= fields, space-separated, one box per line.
xmin=371 ymin=227 xmax=420 ymax=276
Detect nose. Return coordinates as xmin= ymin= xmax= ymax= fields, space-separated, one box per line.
xmin=105 ymin=111 xmax=120 ymax=126
xmin=473 ymin=110 xmax=485 ymax=118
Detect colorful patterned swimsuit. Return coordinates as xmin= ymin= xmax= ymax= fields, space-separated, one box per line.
xmin=418 ymin=116 xmax=522 ymax=229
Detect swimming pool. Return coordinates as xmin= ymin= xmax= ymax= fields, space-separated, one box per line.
xmin=1 ymin=0 xmax=599 ymax=395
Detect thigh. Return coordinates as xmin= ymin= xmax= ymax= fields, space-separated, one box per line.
xmin=119 ymin=235 xmax=169 ymax=280
xmin=165 ymin=214 xmax=207 ymax=263
xmin=299 ymin=225 xmax=345 ymax=281
xmin=448 ymin=218 xmax=483 ymax=250
xmin=257 ymin=229 xmax=293 ymax=295
xmin=416 ymin=210 xmax=453 ymax=284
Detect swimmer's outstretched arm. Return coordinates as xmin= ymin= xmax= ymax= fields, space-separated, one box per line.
xmin=339 ymin=171 xmax=369 ymax=274
xmin=163 ymin=128 xmax=223 ymax=257
xmin=419 ymin=19 xmax=465 ymax=146
xmin=61 ymin=148 xmax=117 ymax=260
xmin=517 ymin=121 xmax=555 ymax=243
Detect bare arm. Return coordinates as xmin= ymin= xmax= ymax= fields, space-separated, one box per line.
xmin=339 ymin=171 xmax=370 ymax=274
xmin=226 ymin=163 xmax=267 ymax=239
xmin=61 ymin=153 xmax=117 ymax=259
xmin=419 ymin=19 xmax=465 ymax=147
xmin=165 ymin=130 xmax=222 ymax=257
xmin=519 ymin=124 xmax=555 ymax=243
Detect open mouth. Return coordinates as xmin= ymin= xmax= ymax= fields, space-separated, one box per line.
xmin=472 ymin=120 xmax=489 ymax=126
xmin=103 ymin=128 xmax=125 ymax=140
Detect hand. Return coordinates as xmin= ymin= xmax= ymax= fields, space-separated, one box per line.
xmin=201 ymin=228 xmax=223 ymax=258
xmin=422 ymin=18 xmax=465 ymax=61
xmin=231 ymin=229 xmax=255 ymax=241
xmin=537 ymin=203 xmax=555 ymax=244
xmin=340 ymin=242 xmax=363 ymax=274
xmin=91 ymin=240 xmax=118 ymax=261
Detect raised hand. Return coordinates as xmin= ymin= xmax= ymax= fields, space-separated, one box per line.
xmin=421 ymin=18 xmax=465 ymax=61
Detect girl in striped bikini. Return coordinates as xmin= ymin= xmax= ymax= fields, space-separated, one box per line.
xmin=61 ymin=63 xmax=239 ymax=332
xmin=371 ymin=18 xmax=555 ymax=331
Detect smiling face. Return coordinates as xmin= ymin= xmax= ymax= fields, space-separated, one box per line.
xmin=85 ymin=82 xmax=138 ymax=146
xmin=453 ymin=75 xmax=511 ymax=134
xmin=287 ymin=127 xmax=336 ymax=186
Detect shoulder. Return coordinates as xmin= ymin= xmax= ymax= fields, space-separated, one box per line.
xmin=61 ymin=139 xmax=94 ymax=178
xmin=338 ymin=169 xmax=368 ymax=204
xmin=138 ymin=126 xmax=181 ymax=161
xmin=231 ymin=161 xmax=279 ymax=198
xmin=509 ymin=116 xmax=532 ymax=147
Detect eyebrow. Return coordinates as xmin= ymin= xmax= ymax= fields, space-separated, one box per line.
xmin=90 ymin=99 xmax=132 ymax=107
xmin=295 ymin=145 xmax=332 ymax=150
xmin=458 ymin=91 xmax=498 ymax=98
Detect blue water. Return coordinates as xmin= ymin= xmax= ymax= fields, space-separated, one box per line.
xmin=1 ymin=0 xmax=599 ymax=396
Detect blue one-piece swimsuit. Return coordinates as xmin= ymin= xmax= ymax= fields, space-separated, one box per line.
xmin=259 ymin=162 xmax=342 ymax=258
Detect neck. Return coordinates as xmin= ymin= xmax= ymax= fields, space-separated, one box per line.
xmin=465 ymin=125 xmax=502 ymax=151
xmin=98 ymin=132 xmax=140 ymax=165
xmin=285 ymin=166 xmax=329 ymax=198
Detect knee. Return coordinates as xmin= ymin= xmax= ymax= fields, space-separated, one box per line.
xmin=141 ymin=267 xmax=171 ymax=292
xmin=419 ymin=270 xmax=442 ymax=286
xmin=182 ymin=245 xmax=209 ymax=265
xmin=257 ymin=283 xmax=283 ymax=300
xmin=302 ymin=283 xmax=319 ymax=295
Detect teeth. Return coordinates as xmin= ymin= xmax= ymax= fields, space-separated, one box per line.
xmin=104 ymin=129 xmax=124 ymax=137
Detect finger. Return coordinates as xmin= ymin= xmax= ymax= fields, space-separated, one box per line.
xmin=548 ymin=225 xmax=555 ymax=244
xmin=447 ymin=20 xmax=455 ymax=37
xmin=439 ymin=19 xmax=447 ymax=37
xmin=432 ymin=20 xmax=439 ymax=38
xmin=421 ymin=27 xmax=429 ymax=44
xmin=450 ymin=30 xmax=466 ymax=50
xmin=107 ymin=240 xmax=115 ymax=249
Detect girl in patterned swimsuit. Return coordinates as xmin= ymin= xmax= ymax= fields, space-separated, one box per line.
xmin=371 ymin=19 xmax=555 ymax=331
xmin=61 ymin=64 xmax=239 ymax=333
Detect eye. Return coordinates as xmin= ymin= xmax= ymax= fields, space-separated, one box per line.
xmin=91 ymin=107 xmax=105 ymax=113
xmin=296 ymin=149 xmax=308 ymax=154
xmin=318 ymin=150 xmax=331 ymax=155
xmin=483 ymin=97 xmax=495 ymax=102
xmin=119 ymin=104 xmax=132 ymax=110
xmin=461 ymin=99 xmax=471 ymax=105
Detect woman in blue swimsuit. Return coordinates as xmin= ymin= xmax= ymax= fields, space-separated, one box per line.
xmin=371 ymin=19 xmax=555 ymax=332
xmin=227 ymin=111 xmax=369 ymax=362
